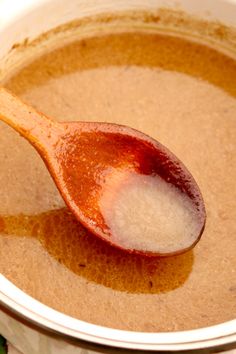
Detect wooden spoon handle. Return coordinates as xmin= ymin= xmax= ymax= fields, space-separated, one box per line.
xmin=0 ymin=87 xmax=62 ymax=151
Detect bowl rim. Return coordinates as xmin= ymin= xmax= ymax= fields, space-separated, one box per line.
xmin=1 ymin=276 xmax=236 ymax=351
xmin=0 ymin=0 xmax=236 ymax=351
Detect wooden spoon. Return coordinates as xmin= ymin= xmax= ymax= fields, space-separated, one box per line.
xmin=0 ymin=87 xmax=206 ymax=257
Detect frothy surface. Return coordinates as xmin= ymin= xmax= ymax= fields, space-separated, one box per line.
xmin=0 ymin=29 xmax=236 ymax=331
xmin=100 ymin=172 xmax=200 ymax=253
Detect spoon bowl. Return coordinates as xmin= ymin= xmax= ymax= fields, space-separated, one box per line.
xmin=0 ymin=87 xmax=206 ymax=256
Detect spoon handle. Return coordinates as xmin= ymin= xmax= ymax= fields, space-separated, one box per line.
xmin=0 ymin=87 xmax=61 ymax=151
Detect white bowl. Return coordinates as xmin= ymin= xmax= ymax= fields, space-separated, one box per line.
xmin=0 ymin=1 xmax=235 ymax=353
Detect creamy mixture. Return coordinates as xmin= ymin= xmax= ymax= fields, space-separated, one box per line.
xmin=0 ymin=22 xmax=236 ymax=332
xmin=100 ymin=171 xmax=200 ymax=253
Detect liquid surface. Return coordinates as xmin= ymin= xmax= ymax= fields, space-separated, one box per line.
xmin=0 ymin=29 xmax=236 ymax=331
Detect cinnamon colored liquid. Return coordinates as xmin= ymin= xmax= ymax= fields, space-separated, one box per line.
xmin=0 ymin=24 xmax=236 ymax=331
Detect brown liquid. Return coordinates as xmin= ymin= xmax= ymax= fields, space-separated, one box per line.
xmin=0 ymin=29 xmax=236 ymax=331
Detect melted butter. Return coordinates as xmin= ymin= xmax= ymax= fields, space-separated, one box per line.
xmin=0 ymin=209 xmax=193 ymax=294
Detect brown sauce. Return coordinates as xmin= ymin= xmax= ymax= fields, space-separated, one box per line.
xmin=0 ymin=27 xmax=236 ymax=331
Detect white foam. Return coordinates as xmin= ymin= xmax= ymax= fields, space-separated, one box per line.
xmin=100 ymin=171 xmax=200 ymax=253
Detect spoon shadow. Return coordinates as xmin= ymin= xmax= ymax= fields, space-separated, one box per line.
xmin=0 ymin=208 xmax=194 ymax=294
